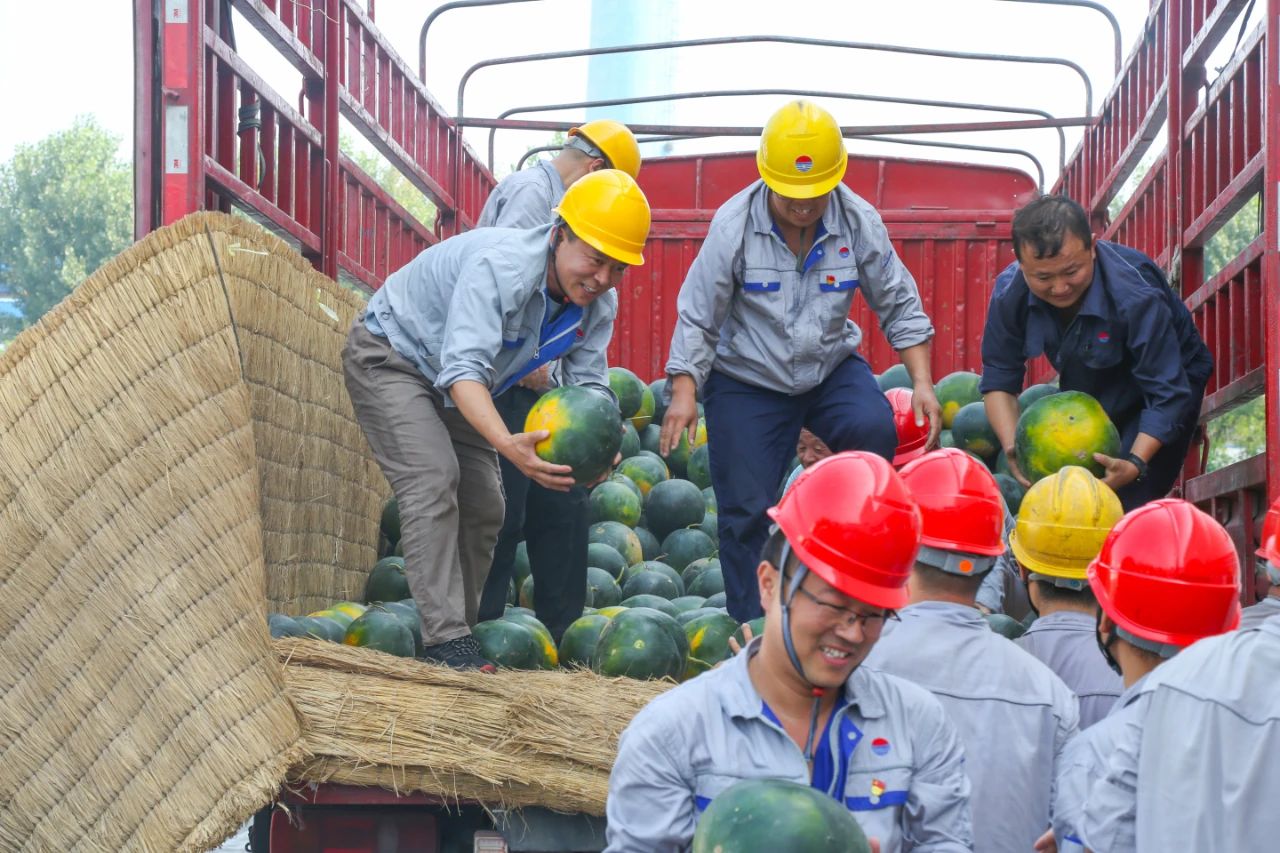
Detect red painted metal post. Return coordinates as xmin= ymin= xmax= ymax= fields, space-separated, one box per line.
xmin=321 ymin=0 xmax=342 ymax=280
xmin=1266 ymin=0 xmax=1280 ymax=501
xmin=133 ymin=0 xmax=158 ymax=238
xmin=160 ymin=0 xmax=205 ymax=226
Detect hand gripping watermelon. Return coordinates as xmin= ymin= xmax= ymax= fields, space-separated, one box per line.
xmin=524 ymin=385 xmax=623 ymax=484
xmin=692 ymin=778 xmax=871 ymax=853
xmin=1014 ymin=390 xmax=1121 ymax=482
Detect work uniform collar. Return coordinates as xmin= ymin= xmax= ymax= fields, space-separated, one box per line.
xmin=1112 ymin=671 xmax=1151 ymax=711
xmin=1020 ymin=609 xmax=1095 ymax=634
xmin=898 ymin=600 xmax=988 ymax=629
xmin=747 ymin=181 xmax=846 ymax=241
xmin=721 ymin=636 xmax=888 ymax=722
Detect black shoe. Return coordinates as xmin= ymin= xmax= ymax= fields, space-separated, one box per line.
xmin=419 ymin=634 xmax=497 ymax=672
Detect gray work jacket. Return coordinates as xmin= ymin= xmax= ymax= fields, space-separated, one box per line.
xmin=363 ymin=224 xmax=614 ymax=404
xmin=477 ymin=159 xmax=564 ymax=229
xmin=1081 ymin=615 xmax=1280 ymax=853
xmin=1016 ymin=610 xmax=1123 ymax=729
xmin=1238 ymin=594 xmax=1280 ymax=630
xmin=605 ymin=639 xmax=974 ymax=853
xmin=665 ymin=180 xmax=933 ymax=395
xmin=864 ymin=601 xmax=1080 ymax=853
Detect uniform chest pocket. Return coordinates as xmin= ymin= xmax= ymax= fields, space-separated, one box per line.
xmin=501 ymin=320 xmax=529 ymax=350
xmin=693 ymin=772 xmax=751 ymax=814
xmin=816 ymin=264 xmax=860 ymax=293
xmin=739 ymin=267 xmax=787 ymax=331
xmin=843 ymin=767 xmax=912 ymax=812
xmin=1077 ymin=327 xmax=1123 ymax=370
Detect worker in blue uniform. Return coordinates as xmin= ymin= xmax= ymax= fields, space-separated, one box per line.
xmin=980 ymin=195 xmax=1213 ymax=511
xmin=662 ymin=100 xmax=940 ymax=622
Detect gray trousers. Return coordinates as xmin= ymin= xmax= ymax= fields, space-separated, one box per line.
xmin=342 ymin=320 xmax=505 ymax=645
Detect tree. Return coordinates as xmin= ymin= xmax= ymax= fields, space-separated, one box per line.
xmin=0 ymin=116 xmax=132 ymax=341
xmin=341 ymin=134 xmax=437 ymax=230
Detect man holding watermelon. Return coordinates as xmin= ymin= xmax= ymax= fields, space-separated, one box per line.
xmin=473 ymin=120 xmax=642 ymax=643
xmin=342 ymin=169 xmax=650 ymax=671
xmin=980 ymin=195 xmax=1213 ymax=510
xmin=606 ymin=452 xmax=974 ymax=853
xmin=661 ymin=100 xmax=941 ymax=623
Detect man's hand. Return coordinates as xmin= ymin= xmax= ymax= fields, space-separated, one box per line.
xmin=503 ymin=430 xmax=576 ymax=491
xmin=1033 ymin=828 xmax=1058 ymax=853
xmin=517 ymin=364 xmax=553 ymax=392
xmin=1003 ymin=445 xmax=1032 ymax=487
xmin=659 ymin=375 xmax=699 ymax=457
xmin=727 ymin=621 xmax=756 ymax=655
xmin=911 ymin=381 xmax=943 ymax=449
xmin=1094 ymin=452 xmax=1141 ymax=490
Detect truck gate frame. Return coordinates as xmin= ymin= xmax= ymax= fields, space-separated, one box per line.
xmin=135 ymin=0 xmax=1278 ymax=592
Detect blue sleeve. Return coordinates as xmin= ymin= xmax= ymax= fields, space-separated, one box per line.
xmin=1124 ymin=292 xmax=1194 ymax=444
xmin=979 ymin=263 xmax=1029 ymax=395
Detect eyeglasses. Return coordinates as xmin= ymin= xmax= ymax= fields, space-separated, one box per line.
xmin=785 ymin=575 xmax=899 ymax=630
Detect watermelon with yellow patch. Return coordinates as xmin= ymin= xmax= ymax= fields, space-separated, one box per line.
xmin=935 ymin=371 xmax=982 ymax=429
xmin=524 ymin=385 xmax=623 ymax=484
xmin=590 ymin=608 xmax=686 ymax=680
xmin=1015 ymin=390 xmax=1120 ymax=481
xmin=502 ymin=611 xmax=560 ymax=669
xmin=692 ymin=778 xmax=871 ymax=853
xmin=474 ymin=619 xmax=542 ymax=669
xmin=683 ymin=610 xmax=740 ymax=680
xmin=617 ymin=453 xmax=668 ymax=497
xmin=663 ymin=418 xmax=708 ymax=477
xmin=589 ymin=520 xmax=644 ymax=566
xmin=629 ymin=384 xmax=656 ymax=430
xmin=343 ymin=608 xmax=415 ymax=657
xmin=558 ymin=614 xmax=610 ymax=668
xmin=950 ymin=401 xmax=1000 ymax=461
xmin=609 ymin=366 xmax=647 ymax=420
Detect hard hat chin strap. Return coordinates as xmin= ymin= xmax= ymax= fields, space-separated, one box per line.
xmin=1095 ymin=608 xmax=1122 ymax=677
xmin=777 ymin=540 xmax=826 ymax=762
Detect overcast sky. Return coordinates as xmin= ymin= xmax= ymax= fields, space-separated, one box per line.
xmin=1 ymin=0 xmax=1250 ymax=190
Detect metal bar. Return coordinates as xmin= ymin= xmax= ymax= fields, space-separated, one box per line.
xmin=464 ymin=116 xmax=1090 ymax=135
xmin=321 ymin=0 xmax=341 ymax=279
xmin=418 ymin=0 xmax=542 ymax=82
xmin=457 ymin=36 xmax=1094 ymax=122
xmin=996 ymin=0 xmax=1122 ymax=73
xmin=1264 ymin=0 xmax=1280 ymax=501
xmin=487 ymin=88 xmax=1065 ymax=177
xmin=857 ymin=135 xmax=1045 ymax=190
xmin=133 ymin=0 xmax=161 ymax=238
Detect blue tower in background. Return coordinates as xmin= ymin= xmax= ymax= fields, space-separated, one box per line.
xmin=587 ymin=0 xmax=679 ymax=154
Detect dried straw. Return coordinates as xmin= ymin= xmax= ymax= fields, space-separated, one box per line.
xmin=277 ymin=640 xmax=670 ymax=815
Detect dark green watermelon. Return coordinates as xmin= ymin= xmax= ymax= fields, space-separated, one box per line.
xmin=876 ymin=364 xmax=912 ymax=391
xmin=524 ymin=385 xmax=624 ymax=484
xmin=951 ymin=401 xmax=1000 ymax=461
xmin=587 ymin=541 xmax=629 ymax=580
xmin=589 ymin=480 xmax=642 ymax=527
xmin=512 ymin=541 xmax=531 ymax=588
xmin=688 ymin=565 xmax=726 ymax=598
xmin=608 ymin=366 xmax=646 ymax=420
xmin=633 ymin=526 xmax=662 ymax=561
xmin=343 ymin=609 xmax=415 ymax=657
xmin=645 ymin=478 xmax=707 ymax=541
xmin=676 ymin=606 xmax=724 ymax=626
xmin=638 ymin=423 xmax=662 ymax=456
xmin=699 ymin=512 xmax=719 ymax=544
xmin=380 ymin=496 xmax=401 ymax=546
xmin=630 ymin=605 xmax=690 ymax=664
xmin=669 ymin=595 xmax=708 ymax=614
xmin=502 ymin=611 xmax=560 ymax=668
xmin=364 ymin=556 xmax=411 ymax=604
xmin=294 ymin=614 xmax=346 ymax=643
xmin=622 ymin=568 xmax=683 ymax=601
xmin=590 ymin=608 xmax=685 ymax=680
xmin=558 ymin=614 xmax=610 ymax=668
xmin=619 ymin=594 xmax=680 ymax=618
xmin=681 ymin=556 xmax=720 ymax=591
xmin=588 ymin=520 xmax=644 ymax=566
xmin=986 ymin=612 xmax=1028 ymax=639
xmin=704 ymin=591 xmax=727 ymax=609
xmin=648 ymin=378 xmax=669 ymax=425
xmin=686 ymin=444 xmax=712 ymax=490
xmin=731 ymin=616 xmax=766 ymax=648
xmin=683 ymin=610 xmax=741 ymax=679
xmin=618 ymin=452 xmax=668 ymax=497
xmin=619 ymin=421 xmax=642 ymax=459
xmin=473 ymin=619 xmax=542 ymax=669
xmin=609 ymin=472 xmax=643 ymax=502
xmin=661 ymin=528 xmax=717 ymax=573
xmin=381 ymin=600 xmax=424 ymax=655
xmin=519 ymin=574 xmax=535 ymax=609
xmin=994 ymin=472 xmax=1027 ymax=515
xmin=586 ymin=566 xmax=623 ymax=608
xmin=702 ymin=486 xmax=717 ymax=514
xmin=692 ymin=778 xmax=871 ymax=853
xmin=1018 ymin=383 xmax=1060 ymax=411
xmin=268 ymin=613 xmax=308 ymax=639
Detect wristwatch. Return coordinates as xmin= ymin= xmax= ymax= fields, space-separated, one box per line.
xmin=1125 ymin=452 xmax=1148 ymax=483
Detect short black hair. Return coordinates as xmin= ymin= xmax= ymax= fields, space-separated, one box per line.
xmin=912 ymin=562 xmax=984 ymax=599
xmin=1011 ymin=195 xmax=1093 ymax=262
xmin=761 ymin=528 xmax=801 ymax=575
xmin=1030 ymin=578 xmax=1098 ymax=608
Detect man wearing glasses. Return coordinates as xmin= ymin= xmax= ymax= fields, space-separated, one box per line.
xmin=605 ymin=452 xmax=974 ymax=853
xmin=864 ymin=449 xmax=1078 ymax=853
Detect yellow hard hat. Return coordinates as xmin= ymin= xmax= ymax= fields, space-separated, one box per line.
xmin=757 ymin=100 xmax=848 ymax=199
xmin=554 ymin=169 xmax=650 ymax=266
xmin=1009 ymin=466 xmax=1124 ymax=580
xmin=570 ymin=120 xmax=641 ymax=179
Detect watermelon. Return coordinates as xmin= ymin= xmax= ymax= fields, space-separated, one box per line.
xmin=939 ymin=429 xmax=955 ymax=448
xmin=619 ymin=594 xmax=681 ymax=618
xmin=502 ymin=611 xmax=559 ymax=668
xmin=591 ymin=608 xmax=686 ymax=681
xmin=268 ymin=613 xmax=308 ymax=639
xmin=686 ymin=444 xmax=712 ymax=490
xmin=677 ymin=606 xmax=723 ymax=626
xmin=619 ymin=421 xmax=641 ymax=459
xmin=935 ymin=370 xmax=982 ymax=429
xmin=343 ymin=609 xmax=415 ymax=657
xmin=950 ymin=401 xmax=1000 ymax=461
xmin=994 ymin=449 xmax=1010 ymax=475
xmin=609 ymin=472 xmax=644 ymax=502
xmin=683 ymin=610 xmax=741 ymax=679
xmin=587 ymin=541 xmax=629 ymax=580
xmin=589 ymin=480 xmax=642 ymax=527
xmin=661 ymin=528 xmax=717 ymax=573
xmin=1018 ymin=382 xmax=1060 ymax=411
xmin=332 ymin=601 xmax=368 ymax=621
xmin=688 ymin=565 xmax=726 ymax=598
xmin=295 ymin=615 xmax=346 ymax=643
xmin=308 ymin=608 xmax=353 ymax=629
xmin=630 ymin=385 xmax=656 ymax=431
xmin=381 ymin=600 xmax=424 ymax=655
xmin=645 ymin=478 xmax=707 ymax=540
xmin=986 ymin=612 xmax=1028 ymax=639
xmin=392 ymin=539 xmax=404 ymax=557
xmin=364 ymin=556 xmax=411 ymax=604
xmin=588 ymin=520 xmax=644 ymax=566
xmin=1015 ymin=390 xmax=1121 ymax=481
xmin=595 ymin=605 xmax=629 ymax=619
xmin=524 ymin=385 xmax=624 ymax=484
xmin=506 ymin=606 xmax=536 ymax=619
xmin=670 ymin=595 xmax=708 ymax=613
xmin=622 ymin=568 xmax=684 ymax=601
xmin=692 ymin=778 xmax=871 ymax=853
xmin=506 ymin=578 xmax=517 ymax=607
xmin=876 ymin=363 xmax=912 ymax=391
xmin=704 ymin=591 xmax=728 ymax=609
xmin=558 ymin=614 xmax=610 ymax=668
xmin=609 ymin=366 xmax=646 ymax=420
xmin=630 ymin=606 xmax=690 ymax=664
xmin=682 ymin=556 xmax=720 ymax=591
xmin=638 ymin=424 xmax=662 ymax=456
xmin=512 ymin=541 xmax=532 ymax=588
xmin=994 ymin=472 xmax=1027 ymax=515
xmin=519 ymin=575 xmax=536 ymax=609
xmin=633 ymin=526 xmax=662 ymax=561
xmin=732 ymin=616 xmax=766 ymax=648
xmin=648 ymin=378 xmax=669 ymax=425
xmin=380 ymin=496 xmax=401 ymax=547
xmin=663 ymin=419 xmax=708 ymax=477
xmin=702 ymin=486 xmax=718 ymax=513
xmin=621 ymin=560 xmax=685 ymax=592
xmin=586 ymin=566 xmax=623 ymax=608
xmin=473 ymin=619 xmax=542 ymax=669
xmin=616 ymin=453 xmax=668 ymax=497
xmin=699 ymin=512 xmax=719 ymax=544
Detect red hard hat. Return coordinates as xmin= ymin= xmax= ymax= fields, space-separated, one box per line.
xmin=898 ymin=448 xmax=1006 ymax=557
xmin=1257 ymin=495 xmax=1280 ymax=565
xmin=767 ymin=451 xmax=922 ymax=609
xmin=1087 ymin=499 xmax=1241 ymax=647
xmin=884 ymin=388 xmax=929 ymax=467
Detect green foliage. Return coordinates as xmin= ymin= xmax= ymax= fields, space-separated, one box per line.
xmin=1205 ymin=395 xmax=1266 ymax=473
xmin=340 ymin=132 xmax=437 ymax=230
xmin=0 ymin=116 xmax=132 ymax=341
xmin=1204 ymin=194 xmax=1261 ymax=279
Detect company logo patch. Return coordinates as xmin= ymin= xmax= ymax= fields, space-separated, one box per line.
xmin=871 ymin=737 xmax=891 ymax=756
xmin=576 ymin=329 xmax=584 ymax=337
xmin=794 ymin=155 xmax=814 ymax=173
xmin=825 ymin=274 xmax=837 ymax=285
xmin=1097 ymin=331 xmax=1111 ymax=343
xmin=870 ymin=778 xmax=886 ymax=803
xmin=838 ymin=246 xmax=851 ymax=258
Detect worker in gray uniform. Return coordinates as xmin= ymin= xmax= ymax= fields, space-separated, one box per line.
xmin=1047 ymin=498 xmax=1241 ymax=852
xmin=1240 ymin=494 xmax=1280 ymax=629
xmin=864 ymin=448 xmax=1078 ymax=853
xmin=1009 ymin=468 xmax=1124 ymax=729
xmin=605 ymin=452 xmax=973 ymax=853
xmin=474 ymin=120 xmax=641 ymax=641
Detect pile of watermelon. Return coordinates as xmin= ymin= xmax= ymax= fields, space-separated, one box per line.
xmin=879 ymin=367 xmax=1120 ymax=513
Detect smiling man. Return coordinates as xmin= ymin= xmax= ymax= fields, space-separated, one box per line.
xmin=605 ymin=452 xmax=973 ymax=853
xmin=980 ymin=195 xmax=1213 ymax=510
xmin=661 ymin=100 xmax=941 ymax=623
xmin=343 ymin=169 xmax=649 ymax=671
